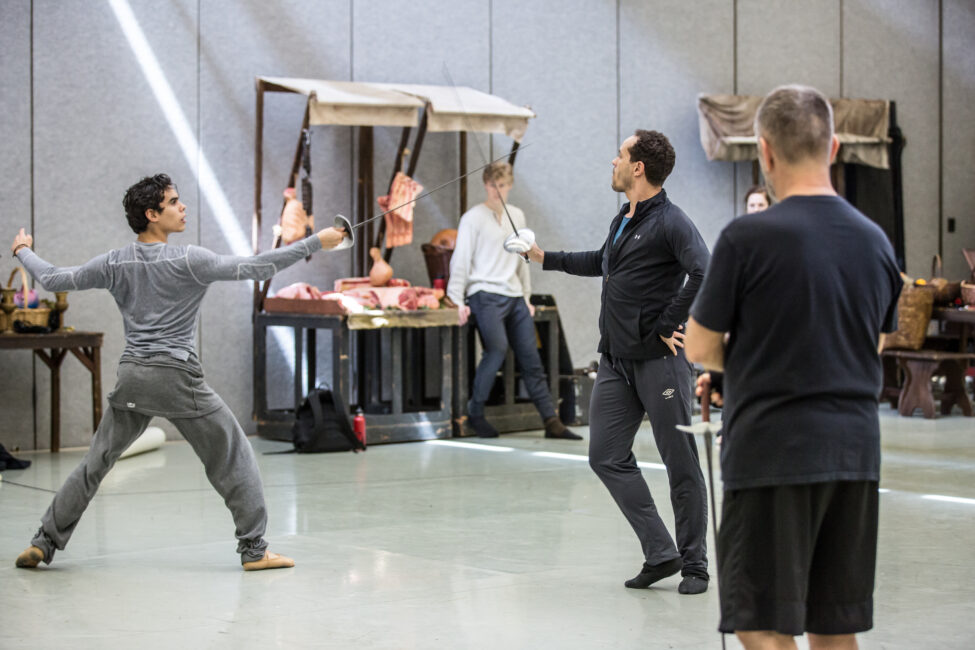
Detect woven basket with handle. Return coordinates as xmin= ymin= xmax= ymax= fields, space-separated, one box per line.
xmin=7 ymin=267 xmax=51 ymax=327
xmin=928 ymin=254 xmax=961 ymax=304
xmin=881 ymin=279 xmax=934 ymax=351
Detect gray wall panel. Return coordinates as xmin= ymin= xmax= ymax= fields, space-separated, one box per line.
xmin=738 ymin=0 xmax=841 ymax=97
xmin=199 ymin=0 xmax=353 ymax=432
xmin=0 ymin=0 xmax=34 ymax=452
xmin=621 ymin=0 xmax=735 ymax=251
xmin=942 ymin=0 xmax=975 ymax=282
xmin=30 ymin=0 xmax=200 ymax=447
xmin=843 ymin=0 xmax=940 ymax=278
xmin=492 ymin=0 xmax=617 ymax=366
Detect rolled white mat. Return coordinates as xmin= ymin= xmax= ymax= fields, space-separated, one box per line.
xmin=119 ymin=426 xmax=166 ymax=460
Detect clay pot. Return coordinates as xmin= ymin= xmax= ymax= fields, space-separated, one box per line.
xmin=369 ymin=248 xmax=393 ymax=287
xmin=430 ymin=228 xmax=458 ymax=250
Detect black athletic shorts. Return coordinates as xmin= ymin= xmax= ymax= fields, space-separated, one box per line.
xmin=717 ymin=480 xmax=878 ymax=636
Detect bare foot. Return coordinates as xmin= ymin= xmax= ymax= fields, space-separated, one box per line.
xmin=242 ymin=550 xmax=295 ymax=571
xmin=15 ymin=546 xmax=44 ymax=568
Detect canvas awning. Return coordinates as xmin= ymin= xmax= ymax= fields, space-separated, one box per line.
xmin=697 ymin=94 xmax=891 ymax=169
xmin=373 ymin=83 xmax=535 ymax=141
xmin=258 ymin=77 xmax=535 ymax=140
xmin=259 ymin=77 xmax=424 ymax=127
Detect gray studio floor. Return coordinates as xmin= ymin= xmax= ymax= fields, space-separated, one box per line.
xmin=1 ymin=408 xmax=974 ymax=649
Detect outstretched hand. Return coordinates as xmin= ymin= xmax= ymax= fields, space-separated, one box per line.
xmin=659 ymin=324 xmax=685 ymax=356
xmin=317 ymin=227 xmax=347 ymax=250
xmin=526 ymin=242 xmax=544 ymax=264
xmin=11 ymin=228 xmax=33 ymax=255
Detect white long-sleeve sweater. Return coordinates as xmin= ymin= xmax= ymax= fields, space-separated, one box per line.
xmin=446 ymin=203 xmax=531 ymax=306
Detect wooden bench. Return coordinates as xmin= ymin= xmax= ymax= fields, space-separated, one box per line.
xmin=881 ymin=349 xmax=975 ymax=418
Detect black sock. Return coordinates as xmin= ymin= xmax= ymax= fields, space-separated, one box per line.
xmin=678 ymin=575 xmax=709 ymax=595
xmin=624 ymin=557 xmax=682 ymax=589
xmin=0 ymin=443 xmax=31 ymax=470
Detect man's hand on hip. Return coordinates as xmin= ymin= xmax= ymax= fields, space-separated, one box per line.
xmin=659 ymin=324 xmax=685 ymax=356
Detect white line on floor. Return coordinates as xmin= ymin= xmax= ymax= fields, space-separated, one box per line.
xmin=921 ymin=494 xmax=975 ymax=506
xmin=425 ymin=440 xmax=514 ymax=452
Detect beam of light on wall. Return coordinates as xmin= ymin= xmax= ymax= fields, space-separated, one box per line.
xmin=922 ymin=494 xmax=975 ymax=506
xmin=426 ymin=440 xmax=514 ymax=453
xmin=108 ymin=0 xmax=295 ymax=371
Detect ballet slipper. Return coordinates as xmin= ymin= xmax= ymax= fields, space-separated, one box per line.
xmin=15 ymin=546 xmax=44 ymax=569
xmin=242 ymin=550 xmax=295 ymax=571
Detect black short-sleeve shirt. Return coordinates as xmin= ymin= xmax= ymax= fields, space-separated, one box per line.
xmin=691 ymin=195 xmax=902 ymax=490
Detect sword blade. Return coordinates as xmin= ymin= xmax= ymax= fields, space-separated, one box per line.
xmin=348 ymin=147 xmax=530 ymax=232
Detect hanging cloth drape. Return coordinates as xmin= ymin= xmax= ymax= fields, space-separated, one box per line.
xmin=697 ymin=94 xmax=891 ymax=169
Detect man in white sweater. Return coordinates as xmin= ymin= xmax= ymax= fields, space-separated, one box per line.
xmin=447 ymin=162 xmax=580 ymax=440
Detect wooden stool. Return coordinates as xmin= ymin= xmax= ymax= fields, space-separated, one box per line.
xmin=881 ymin=350 xmax=975 ymax=418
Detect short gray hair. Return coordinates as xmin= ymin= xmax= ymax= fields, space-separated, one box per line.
xmin=755 ymin=85 xmax=834 ymax=165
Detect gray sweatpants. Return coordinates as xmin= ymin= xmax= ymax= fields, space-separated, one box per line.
xmin=588 ymin=351 xmax=709 ymax=578
xmin=30 ymin=363 xmax=269 ymax=565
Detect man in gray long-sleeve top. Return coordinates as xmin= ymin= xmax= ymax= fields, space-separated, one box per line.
xmin=11 ymin=173 xmax=346 ymax=571
xmin=527 ymin=130 xmax=711 ymax=594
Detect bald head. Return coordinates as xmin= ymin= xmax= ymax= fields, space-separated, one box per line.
xmin=755 ymin=85 xmax=834 ymax=166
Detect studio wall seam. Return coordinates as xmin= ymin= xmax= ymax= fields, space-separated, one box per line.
xmin=30 ymin=0 xmax=38 ymax=450
xmin=938 ymin=0 xmax=943 ymax=257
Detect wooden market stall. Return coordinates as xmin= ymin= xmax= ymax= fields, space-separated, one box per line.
xmin=250 ymin=77 xmax=562 ymax=443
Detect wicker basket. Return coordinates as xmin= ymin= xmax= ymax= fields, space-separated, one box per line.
xmin=881 ymin=282 xmax=934 ymax=351
xmin=7 ymin=267 xmax=51 ymax=328
xmin=961 ymin=282 xmax=975 ymax=307
xmin=421 ymin=243 xmax=454 ymax=288
xmin=928 ymin=255 xmax=961 ymax=305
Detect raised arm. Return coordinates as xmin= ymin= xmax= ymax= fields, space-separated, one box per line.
xmin=187 ymin=228 xmax=341 ymax=284
xmin=13 ymin=229 xmax=113 ymax=291
xmin=534 ymin=232 xmax=607 ymax=277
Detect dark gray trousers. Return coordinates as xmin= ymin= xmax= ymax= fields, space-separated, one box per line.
xmin=30 ymin=396 xmax=269 ymax=565
xmin=588 ymin=352 xmax=709 ymax=577
xmin=467 ymin=291 xmax=556 ymax=420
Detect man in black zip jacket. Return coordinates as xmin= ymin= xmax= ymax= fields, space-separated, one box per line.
xmin=527 ymin=130 xmax=711 ymax=594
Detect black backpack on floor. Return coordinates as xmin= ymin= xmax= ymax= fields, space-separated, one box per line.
xmin=292 ymin=385 xmax=365 ymax=453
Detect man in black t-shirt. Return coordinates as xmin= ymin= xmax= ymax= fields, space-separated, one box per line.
xmin=686 ymin=85 xmax=901 ymax=648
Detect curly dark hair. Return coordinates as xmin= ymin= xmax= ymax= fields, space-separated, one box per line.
xmin=629 ymin=130 xmax=675 ymax=187
xmin=122 ymin=174 xmax=173 ymax=234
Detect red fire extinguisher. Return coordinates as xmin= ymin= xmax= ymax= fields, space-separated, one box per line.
xmin=353 ymin=407 xmax=367 ymax=448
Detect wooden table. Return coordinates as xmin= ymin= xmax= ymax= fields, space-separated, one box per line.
xmin=0 ymin=331 xmax=103 ymax=452
xmin=933 ymin=307 xmax=975 ymax=352
xmin=881 ymin=349 xmax=975 ymax=418
xmin=253 ymin=309 xmax=458 ymax=444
